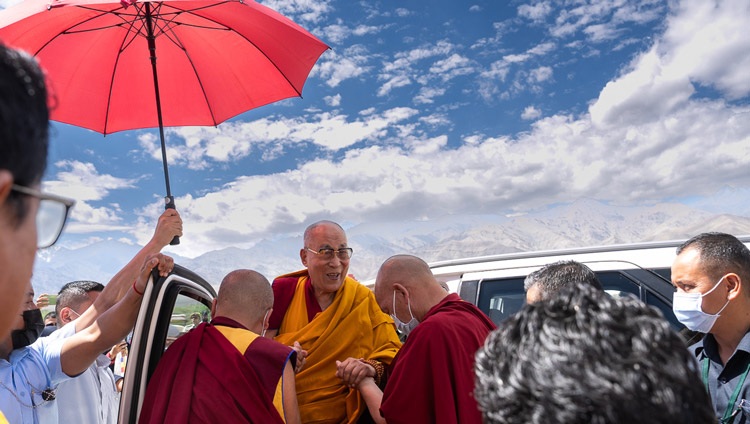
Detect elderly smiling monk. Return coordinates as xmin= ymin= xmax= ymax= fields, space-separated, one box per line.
xmin=266 ymin=220 xmax=401 ymax=423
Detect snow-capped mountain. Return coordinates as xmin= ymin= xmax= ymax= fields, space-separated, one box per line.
xmin=31 ymin=199 xmax=750 ymax=296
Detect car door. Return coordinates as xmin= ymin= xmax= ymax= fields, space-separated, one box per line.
xmin=118 ymin=264 xmax=216 ymax=424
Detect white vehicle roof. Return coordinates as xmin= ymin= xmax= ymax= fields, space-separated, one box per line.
xmin=429 ymin=236 xmax=750 ymax=286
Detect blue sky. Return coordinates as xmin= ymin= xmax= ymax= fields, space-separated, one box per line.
xmin=3 ymin=0 xmax=749 ymax=260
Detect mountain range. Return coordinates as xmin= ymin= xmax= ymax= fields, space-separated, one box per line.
xmin=31 ymin=198 xmax=750 ymax=295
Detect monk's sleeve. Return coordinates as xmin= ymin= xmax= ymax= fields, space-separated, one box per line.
xmin=379 ymin=321 xmax=459 ymax=424
xmin=363 ymin=290 xmax=401 ymax=366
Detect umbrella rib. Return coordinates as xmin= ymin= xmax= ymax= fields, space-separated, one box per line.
xmin=102 ymin=8 xmax=144 ymax=135
xmin=154 ymin=24 xmax=219 ymax=125
xmin=165 ymin=2 xmax=305 ymax=97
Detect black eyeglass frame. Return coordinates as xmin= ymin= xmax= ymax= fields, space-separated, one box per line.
xmin=11 ymin=184 xmax=75 ymax=248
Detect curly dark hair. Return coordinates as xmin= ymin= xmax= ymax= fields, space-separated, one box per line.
xmin=475 ymin=283 xmax=717 ymax=424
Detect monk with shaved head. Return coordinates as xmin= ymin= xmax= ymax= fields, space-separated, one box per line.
xmin=349 ymin=254 xmax=496 ymax=424
xmin=140 ymin=270 xmax=300 ymax=424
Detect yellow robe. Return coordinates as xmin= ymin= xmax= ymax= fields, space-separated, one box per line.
xmin=275 ymin=271 xmax=401 ymax=424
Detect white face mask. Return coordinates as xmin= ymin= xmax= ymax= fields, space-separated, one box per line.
xmin=673 ymin=275 xmax=730 ymax=333
xmin=391 ymin=290 xmax=419 ymax=337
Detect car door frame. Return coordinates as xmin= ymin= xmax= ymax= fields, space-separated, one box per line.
xmin=118 ymin=264 xmax=216 ymax=424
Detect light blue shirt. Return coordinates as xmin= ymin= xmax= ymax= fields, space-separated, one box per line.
xmin=55 ymin=322 xmax=120 ymax=424
xmin=0 ymin=323 xmax=75 ymax=424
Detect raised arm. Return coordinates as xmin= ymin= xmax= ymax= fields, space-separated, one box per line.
xmin=60 ymin=253 xmax=174 ymax=376
xmin=73 ymin=209 xmax=182 ymax=332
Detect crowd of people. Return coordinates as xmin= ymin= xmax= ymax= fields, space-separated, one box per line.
xmin=3 ymin=42 xmax=750 ymax=424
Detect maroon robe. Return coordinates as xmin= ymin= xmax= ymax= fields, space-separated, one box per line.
xmin=380 ymin=294 xmax=496 ymax=424
xmin=139 ymin=316 xmax=296 ymax=424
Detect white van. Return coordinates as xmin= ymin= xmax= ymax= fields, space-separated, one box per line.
xmin=429 ymin=237 xmax=750 ymax=331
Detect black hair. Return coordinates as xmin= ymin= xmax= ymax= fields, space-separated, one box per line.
xmin=678 ymin=232 xmax=750 ymax=283
xmin=524 ymin=260 xmax=602 ymax=299
xmin=475 ymin=283 xmax=716 ymax=424
xmin=0 ymin=43 xmax=50 ymax=225
xmin=55 ymin=280 xmax=105 ymax=320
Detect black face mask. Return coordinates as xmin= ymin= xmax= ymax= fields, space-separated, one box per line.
xmin=11 ymin=309 xmax=44 ymax=349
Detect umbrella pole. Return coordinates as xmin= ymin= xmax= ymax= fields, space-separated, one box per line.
xmin=146 ymin=2 xmax=180 ymax=245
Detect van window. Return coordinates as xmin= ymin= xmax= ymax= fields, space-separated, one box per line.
xmin=474 ymin=270 xmax=679 ymax=328
xmin=476 ymin=277 xmax=525 ymax=325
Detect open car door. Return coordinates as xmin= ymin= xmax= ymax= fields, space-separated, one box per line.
xmin=117 ymin=264 xmax=216 ymax=423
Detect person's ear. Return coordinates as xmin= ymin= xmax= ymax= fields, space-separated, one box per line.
xmin=210 ymin=299 xmax=217 ymax=318
xmin=726 ymin=273 xmax=742 ymax=300
xmin=60 ymin=307 xmax=74 ymax=324
xmin=392 ymin=283 xmax=408 ymax=301
xmin=300 ymin=248 xmax=308 ymax=267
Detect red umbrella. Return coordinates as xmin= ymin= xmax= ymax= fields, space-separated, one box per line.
xmin=0 ymin=0 xmax=328 ymax=244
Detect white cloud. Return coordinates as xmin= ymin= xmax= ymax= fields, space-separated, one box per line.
xmin=259 ymin=0 xmax=333 ymax=24
xmin=590 ymin=0 xmax=750 ymax=127
xmin=549 ymin=0 xmax=664 ymax=40
xmin=324 ymin=94 xmax=341 ymax=107
xmin=528 ymin=66 xmax=553 ymax=83
xmin=45 ymin=161 xmax=138 ymax=231
xmin=518 ymin=1 xmax=552 ymax=23
xmin=521 ymin=106 xmax=542 ymax=120
xmin=429 ymin=54 xmax=475 ymax=82
xmin=414 ymin=87 xmax=447 ymax=105
xmin=660 ymin=0 xmax=750 ymax=99
xmin=315 ymin=47 xmax=371 ymax=87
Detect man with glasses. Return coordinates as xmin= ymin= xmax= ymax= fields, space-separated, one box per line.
xmin=266 ymin=220 xmax=401 ymax=423
xmin=672 ymin=232 xmax=750 ymax=423
xmin=0 ymin=42 xmax=64 ymax=346
xmin=0 ymin=42 xmax=73 ymax=424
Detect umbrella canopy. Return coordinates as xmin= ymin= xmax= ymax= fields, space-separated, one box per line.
xmin=0 ymin=0 xmax=329 ymax=134
xmin=0 ymin=0 xmax=328 ymax=244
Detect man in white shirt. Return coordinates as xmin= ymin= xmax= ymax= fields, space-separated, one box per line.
xmin=53 ymin=281 xmax=120 ymax=424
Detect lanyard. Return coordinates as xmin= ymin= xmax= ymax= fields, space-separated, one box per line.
xmin=703 ymin=357 xmax=750 ymax=424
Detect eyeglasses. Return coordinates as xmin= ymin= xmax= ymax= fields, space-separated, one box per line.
xmin=11 ymin=184 xmax=75 ymax=249
xmin=305 ymin=247 xmax=354 ymax=261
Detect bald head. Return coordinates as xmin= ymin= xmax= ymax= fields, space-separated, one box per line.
xmin=374 ymin=255 xmax=447 ymax=320
xmin=304 ymin=220 xmax=345 ymax=246
xmin=376 ymin=255 xmax=433 ymax=291
xmin=215 ymin=269 xmax=273 ymax=327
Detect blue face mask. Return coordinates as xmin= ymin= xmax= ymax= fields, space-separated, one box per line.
xmin=391 ymin=290 xmax=419 ymax=337
xmin=673 ymin=275 xmax=730 ymax=333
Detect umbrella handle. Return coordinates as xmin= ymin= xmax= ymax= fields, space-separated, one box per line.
xmin=165 ymin=196 xmax=180 ymax=245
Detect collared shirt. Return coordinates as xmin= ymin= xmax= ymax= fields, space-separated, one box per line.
xmin=56 ymin=354 xmax=120 ymax=424
xmin=693 ymin=331 xmax=750 ymax=423
xmin=51 ymin=321 xmax=121 ymax=424
xmin=0 ymin=323 xmax=76 ymax=424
